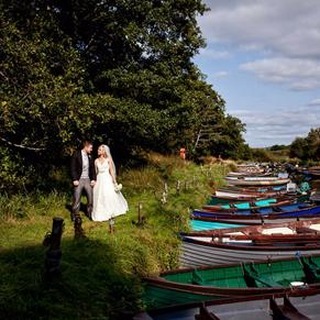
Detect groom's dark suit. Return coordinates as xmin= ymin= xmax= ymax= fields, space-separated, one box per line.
xmin=71 ymin=150 xmax=96 ymax=220
xmin=71 ymin=150 xmax=96 ymax=182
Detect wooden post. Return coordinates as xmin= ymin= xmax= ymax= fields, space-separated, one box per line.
xmin=43 ymin=217 xmax=64 ymax=278
xmin=132 ymin=203 xmax=145 ymax=227
xmin=176 ymin=180 xmax=181 ymax=194
xmin=164 ymin=182 xmax=168 ymax=194
xmin=109 ymin=217 xmax=115 ymax=234
xmin=74 ymin=213 xmax=85 ymax=239
xmin=138 ymin=202 xmax=142 ymax=224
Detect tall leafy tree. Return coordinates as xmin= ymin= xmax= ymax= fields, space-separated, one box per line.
xmin=290 ymin=128 xmax=320 ymax=161
xmin=1 ymin=0 xmax=246 ymax=190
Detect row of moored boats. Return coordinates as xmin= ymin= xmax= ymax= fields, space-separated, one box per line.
xmin=139 ymin=164 xmax=320 ymax=320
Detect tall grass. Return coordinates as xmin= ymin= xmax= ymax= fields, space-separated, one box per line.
xmin=0 ymin=155 xmax=231 ymax=319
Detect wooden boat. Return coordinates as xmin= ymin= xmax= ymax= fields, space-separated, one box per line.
xmin=180 ymin=219 xmax=320 ymax=267
xmin=193 ymin=202 xmax=320 ymax=220
xmin=311 ymin=192 xmax=320 ymax=203
xmin=203 ymin=197 xmax=298 ymax=213
xmin=144 ymin=293 xmax=320 ymax=319
xmin=227 ymin=171 xmax=273 ymax=178
xmin=197 ymin=296 xmax=313 ymax=320
xmin=235 ymin=164 xmax=265 ymax=173
xmin=219 ymin=184 xmax=288 ymax=192
xmin=190 ymin=218 xmax=252 ymax=231
xmin=225 ymin=177 xmax=291 ymax=187
xmin=195 ymin=304 xmax=218 ymax=320
xmin=226 ymin=176 xmax=289 ymax=182
xmin=209 ymin=195 xmax=265 ymax=205
xmin=299 ymin=166 xmax=320 ymax=179
xmin=208 ymin=191 xmax=309 ymax=207
xmin=269 ymin=295 xmax=311 ymax=320
xmin=185 ymin=218 xmax=320 ymax=241
xmin=144 ymin=255 xmax=320 ymax=309
xmin=189 ymin=215 xmax=320 ymax=231
xmin=214 ymin=187 xmax=288 ymax=200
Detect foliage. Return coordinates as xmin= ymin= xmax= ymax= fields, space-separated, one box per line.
xmin=209 ymin=114 xmax=248 ymax=160
xmin=1 ymin=0 xmax=246 ymax=191
xmin=250 ymin=148 xmax=275 ymax=162
xmin=290 ymin=128 xmax=320 ymax=161
xmin=269 ymin=144 xmax=288 ymax=151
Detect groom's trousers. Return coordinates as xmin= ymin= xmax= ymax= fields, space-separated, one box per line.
xmin=72 ymin=178 xmax=93 ymax=218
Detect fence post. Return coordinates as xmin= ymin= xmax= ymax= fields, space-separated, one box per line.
xmin=43 ymin=217 xmax=64 ymax=278
xmin=74 ymin=214 xmax=85 ymax=239
xmin=176 ymin=180 xmax=181 ymax=194
xmin=133 ymin=202 xmax=145 ymax=227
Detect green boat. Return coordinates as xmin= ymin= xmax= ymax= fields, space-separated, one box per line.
xmin=143 ymin=255 xmax=320 ymax=310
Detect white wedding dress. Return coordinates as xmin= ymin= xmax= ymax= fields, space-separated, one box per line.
xmin=92 ymin=159 xmax=128 ymax=221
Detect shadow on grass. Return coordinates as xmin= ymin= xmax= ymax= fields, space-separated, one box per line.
xmin=0 ymin=237 xmax=144 ymax=320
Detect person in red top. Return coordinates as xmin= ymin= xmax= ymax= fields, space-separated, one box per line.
xmin=179 ymin=147 xmax=186 ymax=161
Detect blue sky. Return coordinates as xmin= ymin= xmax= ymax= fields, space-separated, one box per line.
xmin=194 ymin=0 xmax=320 ymax=147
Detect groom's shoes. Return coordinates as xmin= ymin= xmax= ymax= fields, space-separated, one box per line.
xmin=86 ymin=207 xmax=93 ymax=220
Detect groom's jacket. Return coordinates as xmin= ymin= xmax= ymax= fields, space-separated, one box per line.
xmin=71 ymin=150 xmax=96 ymax=182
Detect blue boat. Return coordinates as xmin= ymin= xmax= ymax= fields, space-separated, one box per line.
xmin=192 ymin=203 xmax=320 ymax=220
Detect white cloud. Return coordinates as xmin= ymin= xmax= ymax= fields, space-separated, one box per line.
xmin=196 ymin=0 xmax=320 ymax=146
xmin=232 ymin=107 xmax=320 ymax=147
xmin=213 ymin=71 xmax=228 ymax=78
xmin=199 ymin=0 xmax=320 ymax=59
xmin=240 ymin=58 xmax=320 ymax=90
xmin=197 ymin=48 xmax=231 ymax=59
xmin=198 ymin=0 xmax=320 ymax=91
xmin=308 ymin=98 xmax=320 ymax=106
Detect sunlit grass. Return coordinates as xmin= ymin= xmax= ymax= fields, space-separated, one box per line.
xmin=0 ymin=156 xmax=231 ymax=319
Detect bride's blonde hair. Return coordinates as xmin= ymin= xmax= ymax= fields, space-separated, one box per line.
xmin=101 ymin=144 xmax=116 ymax=177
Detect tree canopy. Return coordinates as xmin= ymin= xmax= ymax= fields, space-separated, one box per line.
xmin=290 ymin=128 xmax=320 ymax=162
xmin=1 ymin=0 xmax=247 ymax=191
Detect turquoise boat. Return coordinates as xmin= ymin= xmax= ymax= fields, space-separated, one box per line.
xmin=207 ymin=197 xmax=278 ymax=209
xmin=190 ymin=219 xmax=250 ymax=231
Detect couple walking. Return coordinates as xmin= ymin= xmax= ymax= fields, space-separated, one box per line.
xmin=71 ymin=140 xmax=128 ymax=224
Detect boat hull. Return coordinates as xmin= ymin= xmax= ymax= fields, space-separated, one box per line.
xmin=144 ymin=255 xmax=320 ymax=309
xmin=180 ymin=236 xmax=320 ymax=268
xmin=193 ymin=204 xmax=320 ymax=220
xmin=226 ymin=178 xmax=291 ymax=187
xmin=148 ymin=294 xmax=320 ymax=320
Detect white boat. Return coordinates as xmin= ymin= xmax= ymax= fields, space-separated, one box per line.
xmin=180 ymin=219 xmax=320 ymax=268
xmin=225 ymin=177 xmax=291 ymax=187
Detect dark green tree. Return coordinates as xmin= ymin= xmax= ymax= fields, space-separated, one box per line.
xmin=1 ymin=0 xmax=247 ymax=190
xmin=306 ymin=128 xmax=320 ymax=160
xmin=289 ymin=128 xmax=320 ymax=161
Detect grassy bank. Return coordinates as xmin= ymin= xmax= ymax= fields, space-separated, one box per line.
xmin=0 ymin=155 xmax=231 ymax=319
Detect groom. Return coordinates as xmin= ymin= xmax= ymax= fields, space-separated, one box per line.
xmin=71 ymin=140 xmax=96 ymax=221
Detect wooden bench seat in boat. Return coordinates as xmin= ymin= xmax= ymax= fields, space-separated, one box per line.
xmin=242 ymin=263 xmax=283 ymax=288
xmin=300 ymin=256 xmax=320 ymax=283
xmin=270 ymin=296 xmax=311 ymax=320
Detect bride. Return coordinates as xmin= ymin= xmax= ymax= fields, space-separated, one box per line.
xmin=92 ymin=144 xmax=128 ymax=224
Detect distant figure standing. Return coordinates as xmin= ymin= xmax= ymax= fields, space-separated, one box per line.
xmin=179 ymin=147 xmax=186 ymax=161
xmin=92 ymin=145 xmax=128 ymax=230
xmin=71 ymin=140 xmax=96 ymax=221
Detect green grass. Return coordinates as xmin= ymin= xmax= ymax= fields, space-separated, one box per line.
xmin=0 ymin=156 xmax=230 ymax=319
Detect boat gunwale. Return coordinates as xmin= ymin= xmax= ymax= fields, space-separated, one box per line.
xmin=145 ymin=290 xmax=320 ymax=315
xmin=180 ymin=234 xmax=320 ymax=251
xmin=192 ymin=203 xmax=320 ymax=219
